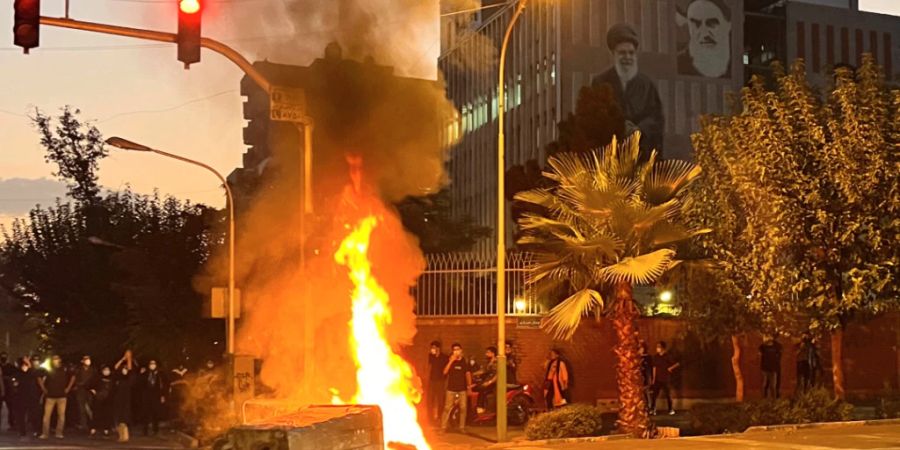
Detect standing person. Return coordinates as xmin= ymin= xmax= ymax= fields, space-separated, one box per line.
xmin=28 ymin=355 xmax=44 ymax=434
xmin=796 ymin=333 xmax=820 ymax=392
xmin=759 ymin=336 xmax=783 ymax=399
xmin=639 ymin=341 xmax=654 ymax=413
xmin=505 ymin=341 xmax=518 ymax=385
xmin=113 ymin=350 xmax=136 ymax=443
xmin=89 ymin=365 xmax=115 ymax=437
xmin=10 ymin=357 xmax=41 ymax=441
xmin=38 ymin=355 xmax=74 ymax=439
xmin=73 ymin=355 xmax=96 ymax=432
xmin=439 ymin=343 xmax=472 ymax=434
xmin=168 ymin=363 xmax=189 ymax=428
xmin=1 ymin=352 xmax=16 ymax=431
xmin=651 ymin=341 xmax=680 ymax=416
xmin=543 ymin=349 xmax=571 ymax=410
xmin=140 ymin=360 xmax=166 ymax=436
xmin=426 ymin=341 xmax=449 ymax=424
xmin=472 ymin=347 xmax=498 ymax=414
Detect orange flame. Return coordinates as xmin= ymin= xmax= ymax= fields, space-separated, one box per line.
xmin=334 ymin=216 xmax=430 ymax=450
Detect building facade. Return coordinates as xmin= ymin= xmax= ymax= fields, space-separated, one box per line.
xmin=440 ymin=0 xmax=899 ymax=253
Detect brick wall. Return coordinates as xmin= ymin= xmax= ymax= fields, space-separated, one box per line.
xmin=405 ymin=314 xmax=900 ymax=406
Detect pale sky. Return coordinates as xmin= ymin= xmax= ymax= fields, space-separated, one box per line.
xmin=0 ymin=0 xmax=897 ymax=229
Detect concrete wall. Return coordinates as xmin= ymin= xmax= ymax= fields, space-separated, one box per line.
xmin=406 ymin=314 xmax=900 ymax=407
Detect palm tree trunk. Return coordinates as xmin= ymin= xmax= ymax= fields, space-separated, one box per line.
xmin=612 ymin=281 xmax=652 ymax=438
xmin=831 ymin=328 xmax=845 ymax=400
xmin=731 ymin=334 xmax=744 ymax=402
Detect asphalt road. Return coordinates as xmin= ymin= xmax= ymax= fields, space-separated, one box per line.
xmin=431 ymin=423 xmax=900 ymax=449
xmin=0 ymin=430 xmax=183 ymax=449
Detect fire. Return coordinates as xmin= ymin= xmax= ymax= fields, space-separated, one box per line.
xmin=334 ymin=216 xmax=430 ymax=450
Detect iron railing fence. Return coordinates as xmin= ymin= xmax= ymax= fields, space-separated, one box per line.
xmin=414 ymin=252 xmax=545 ymax=317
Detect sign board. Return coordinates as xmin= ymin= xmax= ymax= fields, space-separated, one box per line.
xmin=204 ymin=287 xmax=242 ymax=319
xmin=269 ymin=86 xmax=308 ymax=123
xmin=229 ymin=354 xmax=255 ymax=406
xmin=516 ymin=316 xmax=543 ymax=329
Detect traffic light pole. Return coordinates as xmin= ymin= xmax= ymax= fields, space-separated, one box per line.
xmin=39 ymin=17 xmax=272 ymax=95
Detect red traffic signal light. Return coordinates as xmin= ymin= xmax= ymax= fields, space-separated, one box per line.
xmin=13 ymin=0 xmax=40 ymax=53
xmin=177 ymin=0 xmax=202 ymax=67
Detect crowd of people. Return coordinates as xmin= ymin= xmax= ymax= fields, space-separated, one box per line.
xmin=0 ymin=349 xmax=221 ymax=443
xmin=426 ymin=334 xmax=825 ymax=430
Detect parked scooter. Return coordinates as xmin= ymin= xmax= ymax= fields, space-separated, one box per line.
xmin=448 ymin=379 xmax=535 ymax=427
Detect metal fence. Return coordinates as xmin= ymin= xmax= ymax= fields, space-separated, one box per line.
xmin=413 ymin=252 xmax=544 ymax=317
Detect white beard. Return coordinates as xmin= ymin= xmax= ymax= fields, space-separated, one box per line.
xmin=689 ymin=37 xmax=730 ymax=77
xmin=615 ymin=63 xmax=637 ymax=89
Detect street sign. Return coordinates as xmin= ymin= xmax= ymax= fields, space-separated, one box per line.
xmin=516 ymin=316 xmax=542 ymax=329
xmin=270 ymin=86 xmax=308 ymax=122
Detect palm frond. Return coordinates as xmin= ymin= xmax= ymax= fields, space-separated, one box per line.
xmin=517 ymin=214 xmax=583 ymax=240
xmin=647 ymin=222 xmax=713 ymax=248
xmin=541 ymin=288 xmax=604 ymax=341
xmin=598 ymin=249 xmax=676 ymax=285
xmin=514 ymin=188 xmax=556 ymax=208
xmin=644 ymin=159 xmax=702 ymax=205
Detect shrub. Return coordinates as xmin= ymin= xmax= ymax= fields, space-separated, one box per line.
xmin=876 ymin=390 xmax=900 ymax=419
xmin=524 ymin=404 xmax=605 ymax=440
xmin=690 ymin=389 xmax=853 ymax=435
xmin=689 ymin=403 xmax=749 ymax=435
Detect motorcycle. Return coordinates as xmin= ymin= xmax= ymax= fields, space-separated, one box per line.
xmin=447 ymin=379 xmax=535 ymax=427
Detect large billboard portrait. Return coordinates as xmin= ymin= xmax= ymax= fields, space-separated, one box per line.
xmin=676 ymin=0 xmax=733 ymax=78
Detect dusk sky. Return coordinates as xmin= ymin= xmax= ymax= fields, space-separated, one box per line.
xmin=0 ymin=0 xmax=897 ymax=230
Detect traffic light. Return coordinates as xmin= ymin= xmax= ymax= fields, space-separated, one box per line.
xmin=177 ymin=0 xmax=202 ymax=67
xmin=13 ymin=0 xmax=40 ymax=53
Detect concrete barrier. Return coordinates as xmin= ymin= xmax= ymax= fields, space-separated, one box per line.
xmin=226 ymin=405 xmax=383 ymax=450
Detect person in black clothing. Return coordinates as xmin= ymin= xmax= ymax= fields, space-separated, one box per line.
xmin=426 ymin=341 xmax=449 ymax=424
xmin=1 ymin=352 xmax=16 ymax=431
xmin=651 ymin=341 xmax=680 ymax=416
xmin=168 ymin=363 xmax=189 ymax=429
xmin=90 ymin=365 xmax=115 ymax=437
xmin=639 ymin=341 xmax=653 ymax=413
xmin=73 ymin=355 xmax=96 ymax=431
xmin=140 ymin=359 xmax=166 ymax=436
xmin=796 ymin=333 xmax=820 ymax=393
xmin=113 ymin=350 xmax=136 ymax=442
xmin=440 ymin=343 xmax=472 ymax=433
xmin=38 ymin=355 xmax=74 ymax=439
xmin=759 ymin=336 xmax=783 ymax=398
xmin=472 ymin=347 xmax=498 ymax=413
xmin=505 ymin=341 xmax=518 ymax=385
xmin=10 ymin=357 xmax=41 ymax=440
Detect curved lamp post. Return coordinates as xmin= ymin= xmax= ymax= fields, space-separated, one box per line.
xmin=105 ymin=137 xmax=236 ymax=357
xmin=496 ymin=0 xmax=528 ymax=442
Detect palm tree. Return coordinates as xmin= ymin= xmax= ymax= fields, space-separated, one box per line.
xmin=514 ymin=134 xmax=703 ymax=437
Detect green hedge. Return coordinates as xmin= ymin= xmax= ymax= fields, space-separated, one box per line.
xmin=525 ymin=404 xmax=605 ymax=440
xmin=690 ymin=388 xmax=853 ymax=435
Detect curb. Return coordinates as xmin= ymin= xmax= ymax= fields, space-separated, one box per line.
xmin=744 ymin=418 xmax=900 ymax=433
xmin=487 ymin=434 xmax=629 ymax=448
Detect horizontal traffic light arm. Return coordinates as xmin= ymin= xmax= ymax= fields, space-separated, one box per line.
xmin=39 ymin=16 xmax=271 ymax=94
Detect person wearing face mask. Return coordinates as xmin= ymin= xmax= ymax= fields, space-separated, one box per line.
xmin=140 ymin=360 xmax=166 ymax=436
xmin=10 ymin=357 xmax=41 ymax=440
xmin=38 ymin=355 xmax=74 ymax=439
xmin=89 ymin=366 xmax=114 ymax=437
xmin=113 ymin=350 xmax=135 ymax=442
xmin=73 ymin=355 xmax=96 ymax=432
xmin=1 ymin=352 xmax=15 ymax=432
xmin=425 ymin=341 xmax=449 ymax=424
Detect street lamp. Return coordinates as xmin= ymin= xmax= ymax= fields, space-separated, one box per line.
xmin=105 ymin=137 xmax=237 ymax=357
xmin=496 ymin=0 xmax=528 ymax=442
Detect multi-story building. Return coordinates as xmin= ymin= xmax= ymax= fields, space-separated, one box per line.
xmin=440 ymin=0 xmax=899 ymax=253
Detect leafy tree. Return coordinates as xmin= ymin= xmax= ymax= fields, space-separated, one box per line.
xmin=690 ymin=56 xmax=900 ymax=399
xmin=395 ymin=189 xmax=490 ymax=253
xmin=514 ymin=135 xmax=703 ymax=437
xmin=33 ymin=107 xmax=107 ymax=205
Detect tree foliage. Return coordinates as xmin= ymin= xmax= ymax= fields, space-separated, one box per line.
xmin=33 ymin=107 xmax=107 ymax=204
xmin=395 ymin=189 xmax=490 ymax=253
xmin=691 ymin=56 xmax=900 ymax=397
